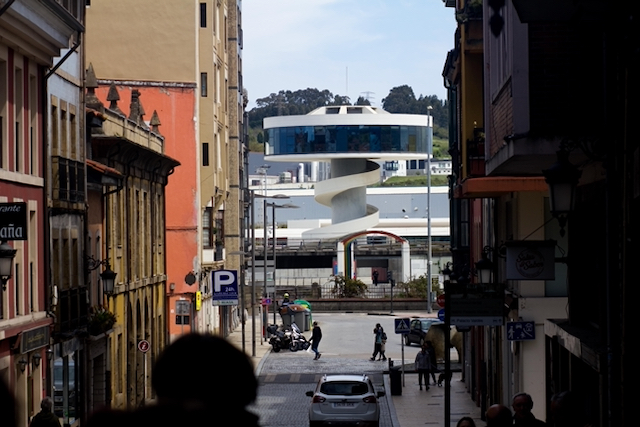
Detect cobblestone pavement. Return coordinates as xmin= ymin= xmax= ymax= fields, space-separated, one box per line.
xmin=250 ymin=351 xmax=392 ymax=427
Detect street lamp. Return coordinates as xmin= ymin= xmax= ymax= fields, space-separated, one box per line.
xmin=267 ymin=201 xmax=299 ymax=325
xmin=426 ymin=105 xmax=433 ymax=313
xmin=0 ymin=240 xmax=17 ymax=291
xmin=542 ymin=147 xmax=581 ymax=237
xmin=87 ymin=256 xmax=117 ymax=296
xmin=475 ymin=246 xmax=494 ymax=284
xmin=250 ymin=192 xmax=290 ymax=342
xmin=100 ymin=263 xmax=117 ymax=295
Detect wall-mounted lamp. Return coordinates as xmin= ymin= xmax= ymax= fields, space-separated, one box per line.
xmin=100 ymin=264 xmax=116 ymax=295
xmin=32 ymin=352 xmax=42 ymax=369
xmin=86 ymin=256 xmax=117 ymax=295
xmin=442 ymin=262 xmax=453 ymax=282
xmin=169 ymin=283 xmax=176 ymax=292
xmin=0 ymin=240 xmax=17 ymax=291
xmin=543 ymin=148 xmax=581 ymax=237
xmin=18 ymin=357 xmax=28 ymax=372
xmin=475 ymin=246 xmax=494 ymax=284
xmin=46 ymin=348 xmax=54 ymax=361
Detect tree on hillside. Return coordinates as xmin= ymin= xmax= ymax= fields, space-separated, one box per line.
xmin=246 ymin=85 xmax=449 ymax=149
xmin=248 ymin=88 xmax=341 ymax=128
xmin=381 ymin=85 xmax=419 ymax=114
xmin=382 ymin=86 xmax=449 ymax=140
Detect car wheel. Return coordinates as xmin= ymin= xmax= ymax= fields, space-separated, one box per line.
xmin=404 ymin=335 xmax=411 ymax=346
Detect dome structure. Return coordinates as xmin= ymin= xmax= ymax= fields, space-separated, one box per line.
xmin=263 ymin=106 xmax=432 ymax=239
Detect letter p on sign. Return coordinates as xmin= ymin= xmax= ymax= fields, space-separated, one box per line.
xmin=213 ymin=270 xmax=236 ymax=292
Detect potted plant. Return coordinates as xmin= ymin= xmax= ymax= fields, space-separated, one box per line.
xmin=88 ymin=305 xmax=117 ymax=335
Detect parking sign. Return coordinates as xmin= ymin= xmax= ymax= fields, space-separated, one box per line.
xmin=212 ymin=270 xmax=238 ymax=306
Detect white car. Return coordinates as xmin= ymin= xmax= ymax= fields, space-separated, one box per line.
xmin=305 ymin=374 xmax=385 ymax=427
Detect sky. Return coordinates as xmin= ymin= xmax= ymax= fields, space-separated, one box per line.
xmin=242 ymin=0 xmax=458 ymax=110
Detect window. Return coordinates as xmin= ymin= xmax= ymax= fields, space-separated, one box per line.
xmin=0 ymin=59 xmax=6 ymax=167
xmin=201 ymin=72 xmax=208 ymax=97
xmin=203 ymin=207 xmax=213 ymax=248
xmin=200 ymin=3 xmax=207 ymax=27
xmin=202 ymin=142 xmax=210 ymax=166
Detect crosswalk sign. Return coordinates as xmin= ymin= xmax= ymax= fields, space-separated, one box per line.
xmin=394 ymin=318 xmax=411 ymax=334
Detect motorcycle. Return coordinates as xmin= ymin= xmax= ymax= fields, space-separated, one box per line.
xmin=267 ymin=324 xmax=291 ymax=352
xmin=288 ymin=322 xmax=310 ymax=352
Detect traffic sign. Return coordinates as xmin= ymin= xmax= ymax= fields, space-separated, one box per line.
xmin=394 ymin=318 xmax=411 ymax=334
xmin=437 ymin=294 xmax=446 ymax=308
xmin=212 ymin=270 xmax=239 ymax=306
xmin=138 ymin=340 xmax=150 ymax=353
xmin=438 ymin=309 xmax=445 ymax=321
xmin=507 ymin=321 xmax=535 ymax=341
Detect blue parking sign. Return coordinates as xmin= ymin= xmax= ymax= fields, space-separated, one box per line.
xmin=212 ymin=270 xmax=238 ymax=306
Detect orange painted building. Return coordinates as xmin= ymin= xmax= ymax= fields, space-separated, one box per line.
xmin=94 ymin=84 xmax=199 ymax=339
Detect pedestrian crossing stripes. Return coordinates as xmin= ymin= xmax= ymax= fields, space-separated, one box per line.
xmin=258 ymin=373 xmax=384 ymax=384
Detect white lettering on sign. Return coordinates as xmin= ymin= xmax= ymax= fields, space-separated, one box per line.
xmin=213 ymin=270 xmax=235 ymax=292
xmin=0 ymin=224 xmax=24 ymax=240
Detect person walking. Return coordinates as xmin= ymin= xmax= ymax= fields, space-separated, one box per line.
xmin=370 ymin=323 xmax=383 ymax=361
xmin=30 ymin=397 xmax=61 ymax=427
xmin=414 ymin=345 xmax=431 ymax=390
xmin=377 ymin=326 xmax=387 ymax=361
xmin=309 ymin=321 xmax=322 ymax=360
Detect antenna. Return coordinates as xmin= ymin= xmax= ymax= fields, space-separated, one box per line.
xmin=346 ymin=66 xmax=349 ymax=102
xmin=361 ymin=91 xmax=375 ymax=105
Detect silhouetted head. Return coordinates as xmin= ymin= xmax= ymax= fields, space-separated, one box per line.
xmin=512 ymin=392 xmax=534 ymax=419
xmin=152 ymin=334 xmax=257 ymax=409
xmin=486 ymin=404 xmax=512 ymax=427
xmin=456 ymin=416 xmax=476 ymax=427
xmin=40 ymin=396 xmax=54 ymax=412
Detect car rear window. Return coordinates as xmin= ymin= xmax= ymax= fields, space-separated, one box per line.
xmin=320 ymin=381 xmax=369 ymax=396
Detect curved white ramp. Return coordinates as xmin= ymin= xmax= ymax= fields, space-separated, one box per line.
xmin=302 ymin=160 xmax=380 ymax=240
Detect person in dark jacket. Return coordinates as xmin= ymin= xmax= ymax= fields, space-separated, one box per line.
xmin=370 ymin=323 xmax=384 ymax=361
xmin=309 ymin=321 xmax=323 ymax=360
xmin=512 ymin=392 xmax=546 ymax=427
xmin=30 ymin=397 xmax=61 ymax=427
xmin=414 ymin=345 xmax=431 ymax=390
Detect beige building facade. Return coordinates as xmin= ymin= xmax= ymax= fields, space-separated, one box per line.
xmin=85 ymin=0 xmax=245 ymax=342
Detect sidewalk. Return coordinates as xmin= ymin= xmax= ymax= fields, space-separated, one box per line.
xmin=226 ymin=316 xmax=484 ymax=427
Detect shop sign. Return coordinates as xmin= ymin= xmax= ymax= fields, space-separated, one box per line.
xmin=0 ymin=202 xmax=28 ymax=240
xmin=21 ymin=326 xmax=50 ymax=353
xmin=505 ymin=240 xmax=555 ymax=280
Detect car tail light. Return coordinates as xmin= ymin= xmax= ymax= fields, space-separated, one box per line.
xmin=362 ymin=396 xmax=377 ymax=403
xmin=312 ymin=395 xmax=326 ymax=403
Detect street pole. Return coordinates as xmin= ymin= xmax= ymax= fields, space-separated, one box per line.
xmin=427 ymin=105 xmax=433 ymax=314
xmin=250 ymin=191 xmax=257 ymax=356
xmin=263 ymin=198 xmax=268 ymax=342
xmin=272 ymin=202 xmax=277 ymax=326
